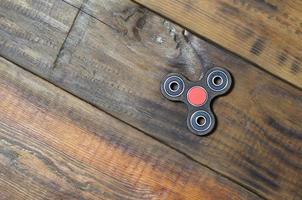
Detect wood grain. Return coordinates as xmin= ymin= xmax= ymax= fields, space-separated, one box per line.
xmin=133 ymin=0 xmax=302 ymax=89
xmin=51 ymin=2 xmax=301 ymax=200
xmin=0 ymin=0 xmax=301 ymax=199
xmin=0 ymin=0 xmax=78 ymax=74
xmin=63 ymin=0 xmax=83 ymax=8
xmin=0 ymin=57 xmax=260 ymax=200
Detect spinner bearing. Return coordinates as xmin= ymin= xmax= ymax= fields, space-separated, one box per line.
xmin=161 ymin=67 xmax=232 ymax=136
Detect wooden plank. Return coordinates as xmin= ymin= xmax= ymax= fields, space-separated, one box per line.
xmin=0 ymin=57 xmax=260 ymax=200
xmin=133 ymin=0 xmax=302 ymax=89
xmin=0 ymin=0 xmax=78 ymax=73
xmin=0 ymin=0 xmax=301 ymax=199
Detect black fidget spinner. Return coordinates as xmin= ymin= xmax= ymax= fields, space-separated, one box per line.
xmin=161 ymin=67 xmax=232 ymax=136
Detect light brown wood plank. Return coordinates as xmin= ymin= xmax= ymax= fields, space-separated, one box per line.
xmin=1 ymin=0 xmax=301 ymax=199
xmin=133 ymin=0 xmax=302 ymax=89
xmin=0 ymin=0 xmax=78 ymax=72
xmin=0 ymin=57 xmax=260 ymax=200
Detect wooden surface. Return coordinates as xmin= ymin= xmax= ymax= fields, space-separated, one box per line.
xmin=134 ymin=0 xmax=302 ymax=89
xmin=0 ymin=0 xmax=301 ymax=199
xmin=0 ymin=0 xmax=78 ymax=72
xmin=0 ymin=56 xmax=261 ymax=200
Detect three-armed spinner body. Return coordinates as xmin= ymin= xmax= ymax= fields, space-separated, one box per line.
xmin=161 ymin=67 xmax=232 ymax=136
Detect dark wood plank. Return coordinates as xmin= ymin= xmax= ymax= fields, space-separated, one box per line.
xmin=0 ymin=57 xmax=260 ymax=200
xmin=0 ymin=0 xmax=78 ymax=72
xmin=0 ymin=0 xmax=301 ymax=199
xmin=133 ymin=0 xmax=302 ymax=89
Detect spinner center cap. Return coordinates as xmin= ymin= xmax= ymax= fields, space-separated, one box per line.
xmin=187 ymin=86 xmax=208 ymax=107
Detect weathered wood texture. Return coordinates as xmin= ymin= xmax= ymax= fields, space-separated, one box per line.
xmin=63 ymin=0 xmax=83 ymax=8
xmin=0 ymin=57 xmax=261 ymax=200
xmin=0 ymin=0 xmax=302 ymax=200
xmin=134 ymin=0 xmax=302 ymax=89
xmin=54 ymin=2 xmax=301 ymax=200
xmin=0 ymin=0 xmax=78 ymax=73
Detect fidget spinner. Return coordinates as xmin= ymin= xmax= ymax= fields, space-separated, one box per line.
xmin=161 ymin=67 xmax=232 ymax=136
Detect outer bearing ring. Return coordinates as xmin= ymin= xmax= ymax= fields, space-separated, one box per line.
xmin=163 ymin=76 xmax=185 ymax=97
xmin=207 ymin=70 xmax=229 ymax=92
xmin=190 ymin=110 xmax=212 ymax=133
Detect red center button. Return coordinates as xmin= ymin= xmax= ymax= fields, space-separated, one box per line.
xmin=187 ymin=86 xmax=208 ymax=107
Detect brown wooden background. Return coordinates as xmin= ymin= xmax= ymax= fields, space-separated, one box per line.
xmin=0 ymin=0 xmax=301 ymax=200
